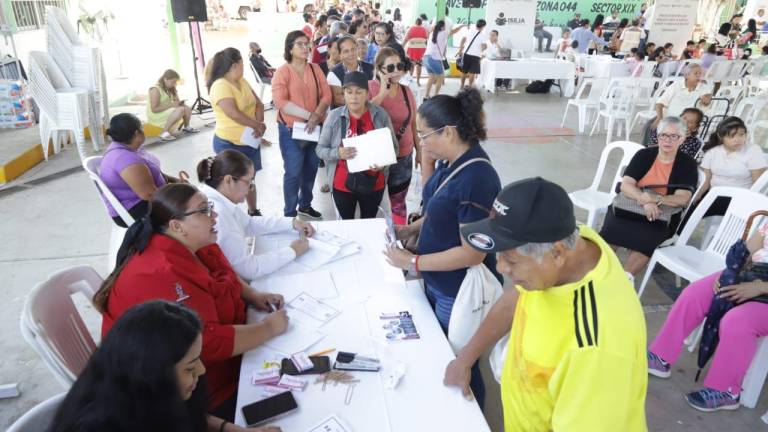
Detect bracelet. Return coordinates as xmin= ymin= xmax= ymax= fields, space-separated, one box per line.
xmin=415 ymin=255 xmax=421 ymax=273
xmin=219 ymin=420 xmax=228 ymax=432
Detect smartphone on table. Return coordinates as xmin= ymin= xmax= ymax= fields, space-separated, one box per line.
xmin=241 ymin=391 xmax=298 ymax=426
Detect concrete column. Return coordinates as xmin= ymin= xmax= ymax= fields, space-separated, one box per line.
xmin=166 ymin=0 xmax=180 ymax=71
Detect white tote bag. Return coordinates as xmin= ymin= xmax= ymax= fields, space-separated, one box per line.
xmin=447 ymin=263 xmax=503 ymax=353
xmin=489 ymin=333 xmax=510 ymax=383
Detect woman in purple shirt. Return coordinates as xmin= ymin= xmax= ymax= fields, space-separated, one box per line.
xmin=99 ymin=114 xmax=180 ymax=227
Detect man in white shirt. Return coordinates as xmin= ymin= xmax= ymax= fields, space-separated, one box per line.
xmin=643 ymin=3 xmax=655 ymax=31
xmin=458 ymin=19 xmax=489 ymax=87
xmin=604 ymin=9 xmax=620 ymax=25
xmin=654 ymin=64 xmax=712 ymax=127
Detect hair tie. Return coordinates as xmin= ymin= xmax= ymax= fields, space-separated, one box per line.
xmin=206 ymin=157 xmax=215 ymax=181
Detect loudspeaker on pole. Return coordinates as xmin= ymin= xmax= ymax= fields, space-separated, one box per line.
xmin=170 ymin=0 xmax=208 ymax=23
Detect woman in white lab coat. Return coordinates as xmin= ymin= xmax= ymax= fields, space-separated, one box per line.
xmin=197 ymin=150 xmax=315 ymax=281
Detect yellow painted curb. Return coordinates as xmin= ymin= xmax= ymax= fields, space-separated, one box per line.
xmin=0 ymin=142 xmax=46 ymax=184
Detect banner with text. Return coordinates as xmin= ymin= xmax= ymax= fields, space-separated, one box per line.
xmin=415 ymin=0 xmax=645 ymax=29
xmin=486 ymin=0 xmax=538 ymax=52
xmin=647 ymin=0 xmax=699 ymax=56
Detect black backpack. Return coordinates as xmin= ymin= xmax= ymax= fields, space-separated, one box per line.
xmin=525 ymin=79 xmax=555 ymax=94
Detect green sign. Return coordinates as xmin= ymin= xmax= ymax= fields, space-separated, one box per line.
xmin=416 ymin=0 xmax=646 ymax=28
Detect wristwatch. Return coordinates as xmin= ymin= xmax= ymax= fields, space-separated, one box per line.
xmin=409 ymin=255 xmax=417 ymax=274
xmin=656 ymin=195 xmax=663 ymax=206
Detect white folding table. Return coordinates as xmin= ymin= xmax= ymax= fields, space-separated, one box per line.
xmin=235 ymin=219 xmax=490 ymax=432
xmin=478 ymin=58 xmax=576 ymax=96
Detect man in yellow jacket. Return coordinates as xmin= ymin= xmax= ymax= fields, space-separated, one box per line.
xmin=445 ymin=177 xmax=648 ymax=431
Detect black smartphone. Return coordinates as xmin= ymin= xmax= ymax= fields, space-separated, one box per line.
xmin=280 ymin=356 xmax=331 ymax=375
xmin=241 ymin=392 xmax=298 ymax=426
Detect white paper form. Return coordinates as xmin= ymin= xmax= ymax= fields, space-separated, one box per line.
xmin=248 ymin=308 xmax=327 ymax=355
xmin=343 ymin=128 xmax=397 ymax=173
xmin=292 ymin=121 xmax=321 ymax=142
xmin=266 ymin=270 xmax=340 ymax=300
xmin=307 ymin=415 xmax=352 ymax=432
xmin=240 ymin=127 xmax=262 ymax=149
xmin=287 ymin=292 xmax=340 ymax=326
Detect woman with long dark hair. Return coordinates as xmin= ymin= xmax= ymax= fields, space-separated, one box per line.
xmin=147 ymin=69 xmax=197 ymax=141
xmin=385 ymin=87 xmax=502 ymax=410
xmin=589 ymin=14 xmax=605 ymax=54
xmin=272 ymin=30 xmax=332 ymax=219
xmin=207 ymin=47 xmax=267 ymax=216
xmin=368 ymin=47 xmax=419 ymax=224
xmin=94 ymin=183 xmax=289 ymax=422
xmin=49 ymin=301 xmax=211 ymax=432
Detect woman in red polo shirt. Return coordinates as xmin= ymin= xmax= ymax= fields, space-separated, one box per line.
xmin=93 ymin=183 xmax=288 ymax=423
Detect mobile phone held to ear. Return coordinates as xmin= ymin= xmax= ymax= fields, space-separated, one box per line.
xmin=280 ymin=355 xmax=331 ymax=375
xmin=242 ymin=391 xmax=298 ymax=426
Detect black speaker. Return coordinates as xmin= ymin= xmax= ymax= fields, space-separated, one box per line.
xmin=171 ymin=0 xmax=208 ymax=22
xmin=462 ymin=0 xmax=482 ymax=7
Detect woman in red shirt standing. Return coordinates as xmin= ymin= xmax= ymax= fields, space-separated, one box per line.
xmin=93 ymin=183 xmax=289 ymax=423
xmin=368 ymin=47 xmax=419 ymax=225
xmin=316 ymin=71 xmax=398 ymax=219
xmin=404 ymin=17 xmax=429 ymax=86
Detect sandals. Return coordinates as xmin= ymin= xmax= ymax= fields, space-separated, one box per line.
xmin=181 ymin=126 xmax=200 ymax=133
xmin=159 ymin=131 xmax=177 ymax=141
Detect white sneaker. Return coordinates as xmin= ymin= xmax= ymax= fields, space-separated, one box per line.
xmin=159 ymin=131 xmax=177 ymax=141
xmin=182 ymin=126 xmax=200 ymax=133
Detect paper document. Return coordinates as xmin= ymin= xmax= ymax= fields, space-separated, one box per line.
xmin=343 ymin=128 xmax=397 ymax=173
xmin=263 ymin=320 xmax=326 ymax=355
xmin=292 ymin=121 xmax=321 ymax=142
xmin=240 ymin=127 xmax=262 ymax=149
xmin=308 ymin=415 xmax=352 ymax=432
xmin=294 ymin=237 xmax=341 ymax=269
xmin=288 ymin=292 xmax=340 ymax=325
xmin=266 ymin=270 xmax=339 ymax=300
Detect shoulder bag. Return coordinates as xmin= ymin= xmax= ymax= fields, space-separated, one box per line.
xmin=279 ymin=64 xmax=322 ymax=149
xmin=456 ymin=30 xmax=481 ymax=72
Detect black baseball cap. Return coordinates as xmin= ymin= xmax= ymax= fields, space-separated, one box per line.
xmin=461 ymin=177 xmax=576 ymax=253
xmin=342 ymin=71 xmax=369 ymax=91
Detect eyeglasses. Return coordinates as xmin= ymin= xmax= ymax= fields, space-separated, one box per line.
xmin=658 ymin=133 xmax=682 ymax=142
xmin=234 ymin=176 xmax=256 ymax=188
xmin=178 ymin=201 xmax=215 ymax=218
xmin=416 ymin=125 xmax=452 ymax=141
xmin=381 ymin=62 xmax=406 ymax=73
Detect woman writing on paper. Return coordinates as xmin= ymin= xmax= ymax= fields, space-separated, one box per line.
xmin=316 ymin=71 xmax=398 ymax=220
xmin=207 ymin=47 xmax=267 ymax=217
xmin=95 ymin=183 xmax=289 ymax=422
xmin=197 ymin=150 xmax=315 ymax=282
xmin=383 ymin=87 xmax=502 ymax=409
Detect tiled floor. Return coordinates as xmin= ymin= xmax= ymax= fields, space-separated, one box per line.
xmin=1 ymin=79 xmax=766 ymax=431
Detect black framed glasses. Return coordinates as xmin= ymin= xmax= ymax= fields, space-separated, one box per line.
xmin=178 ymin=201 xmax=215 ymax=218
xmin=382 ymin=62 xmax=406 ymax=73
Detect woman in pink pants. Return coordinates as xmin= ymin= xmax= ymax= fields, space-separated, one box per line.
xmin=647 ymin=225 xmax=768 ymax=412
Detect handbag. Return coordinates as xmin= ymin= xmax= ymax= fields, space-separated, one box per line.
xmin=457 ymin=30 xmax=481 ymax=72
xmin=345 ymin=172 xmax=378 ymax=194
xmin=611 ymin=184 xmax=695 ymax=225
xmin=439 ymin=39 xmax=450 ymax=70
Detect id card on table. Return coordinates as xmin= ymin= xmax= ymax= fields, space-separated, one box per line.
xmin=287 ymin=292 xmax=340 ymax=326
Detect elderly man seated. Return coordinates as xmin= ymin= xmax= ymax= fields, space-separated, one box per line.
xmin=643 ymin=63 xmax=712 ymax=143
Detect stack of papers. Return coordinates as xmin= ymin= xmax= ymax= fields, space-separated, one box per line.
xmin=343 ymin=128 xmax=397 ymax=173
xmin=266 ymin=270 xmax=339 ymax=300
xmin=251 ymin=231 xmax=361 ymax=271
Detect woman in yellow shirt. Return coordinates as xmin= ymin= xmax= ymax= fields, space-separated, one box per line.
xmin=206 ymin=47 xmax=268 ymax=216
xmin=147 ymin=69 xmax=198 ymax=141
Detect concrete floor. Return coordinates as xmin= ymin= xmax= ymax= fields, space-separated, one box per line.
xmin=1 ymin=79 xmax=767 ymax=431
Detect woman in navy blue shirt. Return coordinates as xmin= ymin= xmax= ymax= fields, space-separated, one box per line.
xmin=385 ymin=87 xmax=501 ymax=409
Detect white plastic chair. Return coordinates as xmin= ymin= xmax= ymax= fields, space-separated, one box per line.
xmin=28 ymin=51 xmax=95 ymax=161
xmin=703 ymin=60 xmax=733 ymax=85
xmin=560 ymin=78 xmax=608 ymax=134
xmin=674 ymin=59 xmax=700 ymax=76
xmin=637 ymin=187 xmax=768 ymax=298
xmin=7 ymin=393 xmax=65 ymax=432
xmin=569 ymin=141 xmax=644 ymax=229
xmin=83 ymin=156 xmax=134 ymax=271
xmin=733 ymin=96 xmax=768 ymax=129
xmin=20 ymin=266 xmax=102 ymax=388
xmin=725 ymin=59 xmax=749 ymax=84
xmin=589 ymin=83 xmax=635 ymax=143
xmin=635 ymin=60 xmax=657 ymax=78
xmin=742 ymin=337 xmax=768 ymax=408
